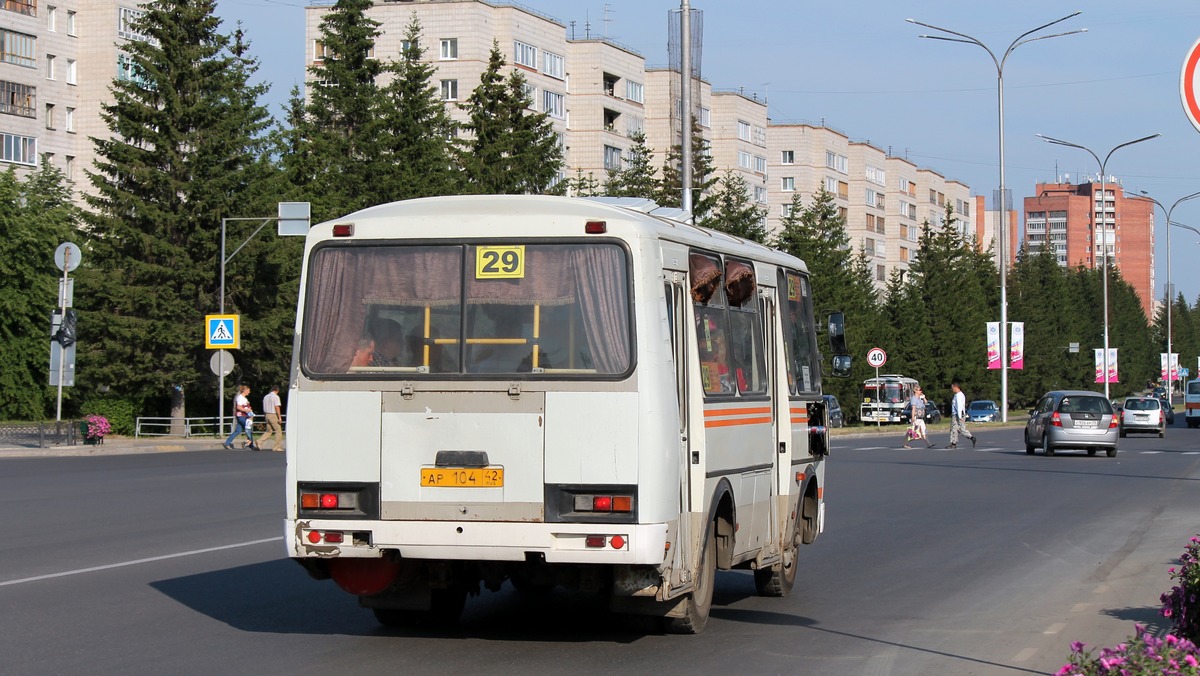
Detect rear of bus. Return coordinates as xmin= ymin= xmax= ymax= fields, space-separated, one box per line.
xmin=1187 ymin=378 xmax=1200 ymax=428
xmin=283 ymin=197 xmax=678 ymax=625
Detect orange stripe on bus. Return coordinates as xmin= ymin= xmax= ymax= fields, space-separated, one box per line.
xmin=704 ymin=416 xmax=774 ymax=428
xmin=790 ymin=416 xmax=809 ymax=424
xmin=704 ymin=407 xmax=772 ymax=417
xmin=817 ymin=487 xmax=824 ymax=499
xmin=1187 ymin=402 xmax=1200 ymax=410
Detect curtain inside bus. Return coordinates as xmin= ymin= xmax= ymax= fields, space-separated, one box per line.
xmin=301 ymin=243 xmax=631 ymax=376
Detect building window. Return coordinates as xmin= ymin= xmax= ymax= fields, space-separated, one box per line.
xmin=543 ymin=90 xmax=564 ymax=119
xmin=312 ymin=40 xmax=327 ymax=61
xmin=824 ymin=176 xmax=837 ymax=194
xmin=698 ymin=107 xmax=710 ymax=128
xmin=0 ymin=80 xmax=35 ymax=118
xmin=64 ymin=155 xmax=74 ymax=180
xmin=754 ymin=155 xmax=766 ymax=173
xmin=782 ymin=203 xmax=794 ymax=218
xmin=65 ymin=58 xmax=76 ymax=84
xmin=625 ymin=80 xmax=643 ymax=103
xmin=66 ymin=9 xmax=76 ymax=36
xmin=737 ymin=120 xmax=751 ymax=142
xmin=625 ymin=116 xmax=643 ymax=137
xmin=876 ymin=265 xmax=886 ymax=281
xmin=439 ymin=38 xmax=457 ymax=60
xmin=737 ymin=151 xmax=752 ymax=170
xmin=118 ymin=7 xmax=148 ymax=41
xmin=520 ymin=82 xmax=536 ymax=107
xmin=781 ymin=150 xmax=794 ymax=165
xmin=866 ymin=164 xmax=885 ymax=185
xmin=754 ymin=185 xmax=767 ymax=204
xmin=603 ymin=145 xmax=622 ymax=171
xmin=440 ymin=79 xmax=457 ymax=101
xmin=0 ymin=132 xmax=37 ymax=166
xmin=1 ymin=29 xmax=37 ymax=68
xmin=781 ymin=176 xmax=795 ymax=192
xmin=3 ymin=0 xmax=37 ymax=17
xmin=543 ymin=51 xmax=564 ymax=79
xmin=837 ymin=181 xmax=849 ymax=200
xmin=64 ymin=106 xmax=73 ymax=131
xmin=117 ymin=52 xmax=152 ymax=87
xmin=47 ymin=6 xmax=56 ymax=30
xmin=44 ymin=101 xmax=53 ymax=127
xmin=513 ymin=40 xmax=537 ymax=69
xmin=825 ymin=150 xmax=847 ymax=173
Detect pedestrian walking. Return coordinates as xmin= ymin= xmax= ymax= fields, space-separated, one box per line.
xmin=223 ymin=384 xmax=260 ymax=451
xmin=903 ymin=386 xmax=934 ymax=448
xmin=261 ymin=384 xmax=285 ymax=452
xmin=948 ymin=381 xmax=977 ymax=449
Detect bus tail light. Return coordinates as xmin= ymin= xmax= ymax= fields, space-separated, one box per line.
xmin=296 ymin=482 xmax=378 ymax=518
xmin=585 ymin=220 xmax=607 ymax=234
xmin=332 ymin=223 xmax=354 ymax=237
xmin=585 ymin=535 xmax=606 ymax=548
xmin=573 ymin=494 xmax=635 ymax=513
xmin=300 ymin=491 xmax=360 ymax=510
xmin=305 ymin=530 xmax=343 ymax=544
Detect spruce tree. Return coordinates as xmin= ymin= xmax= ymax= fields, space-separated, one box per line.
xmin=377 ymin=16 xmax=460 ymax=201
xmin=701 ymin=171 xmax=767 ymax=242
xmin=658 ymin=119 xmax=717 ymax=219
xmin=605 ymin=131 xmax=658 ymax=199
xmin=459 ymin=43 xmax=563 ymax=194
xmin=79 ymin=0 xmax=276 ymax=416
xmin=286 ymin=0 xmax=384 ymax=219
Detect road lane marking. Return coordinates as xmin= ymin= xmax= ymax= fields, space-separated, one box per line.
xmin=1140 ymin=451 xmax=1163 ymax=455
xmin=1043 ymin=622 xmax=1067 ymax=635
xmin=1012 ymin=648 xmax=1038 ymax=662
xmin=0 ymin=536 xmax=283 ymax=587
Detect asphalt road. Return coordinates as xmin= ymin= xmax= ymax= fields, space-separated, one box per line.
xmin=2 ymin=421 xmax=1197 ymax=676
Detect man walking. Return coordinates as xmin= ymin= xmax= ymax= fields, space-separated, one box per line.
xmin=261 ymin=385 xmax=285 ymax=452
xmin=949 ymin=381 xmax=977 ymax=449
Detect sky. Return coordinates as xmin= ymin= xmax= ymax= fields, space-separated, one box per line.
xmin=213 ymin=0 xmax=1200 ymax=304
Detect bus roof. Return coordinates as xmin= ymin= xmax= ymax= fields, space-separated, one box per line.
xmin=308 ymin=195 xmax=809 ymax=273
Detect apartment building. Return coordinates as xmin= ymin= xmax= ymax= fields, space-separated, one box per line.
xmin=972 ymin=194 xmax=1020 ymax=269
xmin=848 ymin=140 xmax=888 ymax=286
xmin=887 ymin=154 xmax=921 ymax=279
xmin=563 ymin=38 xmax=646 ymax=182
xmin=643 ymin=66 xmax=712 ymax=185
xmin=708 ymin=90 xmax=768 ymax=207
xmin=1023 ymin=180 xmax=1155 ymax=318
xmin=765 ymin=122 xmax=852 ymax=231
xmin=1 ymin=1 xmax=146 ymax=191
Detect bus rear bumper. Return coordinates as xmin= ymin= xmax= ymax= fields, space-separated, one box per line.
xmin=288 ymin=519 xmax=669 ymax=566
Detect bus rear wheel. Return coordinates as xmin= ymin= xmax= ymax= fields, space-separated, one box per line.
xmin=665 ymin=520 xmax=716 ymax=634
xmin=754 ymin=514 xmax=800 ymax=597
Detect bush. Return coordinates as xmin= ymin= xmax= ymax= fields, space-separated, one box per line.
xmin=80 ymin=398 xmax=138 ymax=436
xmin=1056 ymin=626 xmax=1199 ymax=675
xmin=1163 ymin=536 xmax=1200 ymax=643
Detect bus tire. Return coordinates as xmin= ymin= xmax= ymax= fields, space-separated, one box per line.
xmin=665 ymin=519 xmax=716 ymax=634
xmin=754 ymin=514 xmax=800 ymax=597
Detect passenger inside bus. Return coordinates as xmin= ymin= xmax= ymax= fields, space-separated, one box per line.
xmin=351 ymin=318 xmax=411 ymax=368
xmin=697 ymin=316 xmax=734 ymax=393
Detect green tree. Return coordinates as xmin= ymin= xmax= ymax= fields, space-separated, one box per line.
xmin=459 ymin=42 xmax=563 ymax=194
xmin=701 ymin=171 xmax=767 ymax=242
xmin=78 ymin=0 xmax=277 ymax=418
xmin=658 ymin=119 xmax=717 ymax=219
xmin=284 ymin=0 xmax=384 ymax=219
xmin=376 ymin=15 xmax=460 ymax=201
xmin=1008 ymin=246 xmax=1089 ymax=404
xmin=0 ymin=165 xmax=79 ymax=419
xmin=605 ymin=131 xmax=659 ymax=199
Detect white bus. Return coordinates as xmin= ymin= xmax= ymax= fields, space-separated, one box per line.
xmin=1185 ymin=378 xmax=1200 ymax=428
xmin=284 ymin=195 xmax=851 ymax=633
xmin=860 ymin=374 xmax=919 ymax=423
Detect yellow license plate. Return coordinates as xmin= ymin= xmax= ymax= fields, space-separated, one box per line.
xmin=421 ymin=467 xmax=504 ymax=487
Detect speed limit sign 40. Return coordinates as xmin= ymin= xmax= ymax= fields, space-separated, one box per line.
xmin=867 ymin=347 xmax=887 ymax=368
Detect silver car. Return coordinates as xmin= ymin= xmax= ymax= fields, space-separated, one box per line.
xmin=1024 ymin=390 xmax=1119 ymax=457
xmin=1120 ymin=396 xmax=1165 ymax=438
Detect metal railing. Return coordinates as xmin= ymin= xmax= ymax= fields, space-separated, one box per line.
xmin=135 ymin=415 xmax=286 ymax=438
xmin=0 ymin=420 xmax=80 ymax=448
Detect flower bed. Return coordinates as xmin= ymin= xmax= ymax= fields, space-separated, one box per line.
xmin=84 ymin=414 xmax=111 ymax=444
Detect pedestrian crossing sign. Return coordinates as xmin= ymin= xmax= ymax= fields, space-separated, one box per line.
xmin=205 ymin=314 xmax=240 ymax=349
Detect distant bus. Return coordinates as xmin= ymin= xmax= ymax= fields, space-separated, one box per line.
xmin=860 ymin=375 xmax=919 ymax=424
xmin=283 ymin=195 xmax=851 ymax=633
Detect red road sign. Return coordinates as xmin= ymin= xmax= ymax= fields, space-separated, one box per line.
xmin=1181 ymin=36 xmax=1200 ymax=133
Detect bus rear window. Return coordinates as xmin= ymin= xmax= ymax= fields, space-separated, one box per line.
xmin=300 ymin=243 xmax=632 ymax=377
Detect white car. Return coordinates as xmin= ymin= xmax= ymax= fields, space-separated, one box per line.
xmin=1120 ymin=397 xmax=1165 ymax=438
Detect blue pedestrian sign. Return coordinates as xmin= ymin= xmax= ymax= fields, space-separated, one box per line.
xmin=205 ymin=314 xmax=240 ymax=349
xmin=1181 ymin=367 xmax=1190 ymax=380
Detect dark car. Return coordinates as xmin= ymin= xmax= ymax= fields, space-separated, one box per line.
xmin=1159 ymin=397 xmax=1176 ymax=425
xmin=1024 ymin=390 xmax=1118 ymax=457
xmin=901 ymin=399 xmax=942 ymax=425
xmin=823 ymin=394 xmax=844 ymax=428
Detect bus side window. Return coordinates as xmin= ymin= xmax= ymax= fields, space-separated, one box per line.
xmin=725 ymin=260 xmax=765 ymax=394
xmin=690 ymin=252 xmax=733 ymax=395
xmin=778 ymin=270 xmax=817 ymax=394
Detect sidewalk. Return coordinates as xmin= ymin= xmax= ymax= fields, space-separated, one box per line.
xmin=0 ymin=435 xmax=283 ymax=458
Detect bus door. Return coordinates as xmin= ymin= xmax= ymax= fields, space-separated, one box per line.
xmin=666 ymin=275 xmax=697 ymax=593
xmin=760 ymin=288 xmax=780 ymax=547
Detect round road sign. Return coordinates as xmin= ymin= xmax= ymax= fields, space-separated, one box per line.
xmin=1181 ymin=36 xmax=1200 ymax=133
xmin=54 ymin=242 xmax=82 ymax=272
xmin=866 ymin=347 xmax=887 ymax=368
xmin=210 ymin=349 xmax=235 ymax=376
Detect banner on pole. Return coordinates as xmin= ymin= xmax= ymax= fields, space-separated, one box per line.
xmin=1095 ymin=349 xmax=1103 ymax=383
xmin=1095 ymin=349 xmax=1118 ymax=383
xmin=1010 ymin=322 xmax=1024 ymax=370
xmin=1161 ymin=353 xmax=1180 ymax=381
xmin=986 ymin=322 xmax=1001 ymax=370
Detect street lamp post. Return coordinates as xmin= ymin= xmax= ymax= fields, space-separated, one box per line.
xmin=1139 ymin=190 xmax=1200 ymax=405
xmin=907 ymin=13 xmax=1085 ymax=423
xmin=1036 ymin=133 xmax=1161 ymax=398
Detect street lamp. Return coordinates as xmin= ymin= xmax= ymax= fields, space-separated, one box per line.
xmin=907 ymin=13 xmax=1085 ymax=423
xmin=1036 ymin=133 xmax=1161 ymax=398
xmin=1139 ymin=190 xmax=1200 ymax=404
